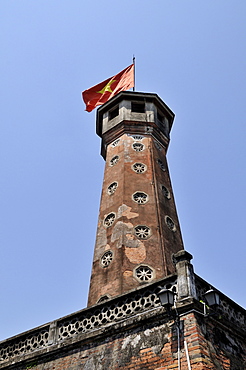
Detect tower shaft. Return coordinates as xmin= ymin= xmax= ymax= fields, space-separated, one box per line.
xmin=88 ymin=92 xmax=184 ymax=306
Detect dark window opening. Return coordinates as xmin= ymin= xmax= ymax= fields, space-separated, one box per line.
xmin=109 ymin=106 xmax=119 ymax=120
xmin=131 ymin=102 xmax=145 ymax=113
xmin=157 ymin=111 xmax=164 ymax=123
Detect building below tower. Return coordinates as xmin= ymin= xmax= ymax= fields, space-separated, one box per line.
xmin=0 ymin=251 xmax=245 ymax=369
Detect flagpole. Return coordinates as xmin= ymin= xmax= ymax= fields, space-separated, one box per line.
xmin=133 ymin=55 xmax=135 ymax=92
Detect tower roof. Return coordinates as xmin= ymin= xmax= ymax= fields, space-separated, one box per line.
xmin=96 ymin=91 xmax=175 ymax=138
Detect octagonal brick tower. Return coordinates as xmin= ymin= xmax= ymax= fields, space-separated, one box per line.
xmin=87 ymin=91 xmax=184 ymax=306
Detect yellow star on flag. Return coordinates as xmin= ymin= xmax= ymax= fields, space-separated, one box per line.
xmin=97 ymin=80 xmax=116 ymax=94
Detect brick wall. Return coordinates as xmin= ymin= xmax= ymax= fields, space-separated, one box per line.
xmin=2 ymin=310 xmax=245 ymax=370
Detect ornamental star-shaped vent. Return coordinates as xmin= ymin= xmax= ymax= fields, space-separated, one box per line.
xmin=101 ymin=251 xmax=113 ymax=267
xmin=165 ymin=216 xmax=176 ymax=231
xmin=132 ymin=163 xmax=147 ymax=174
xmin=132 ymin=192 xmax=148 ymax=204
xmin=107 ymin=182 xmax=118 ymax=195
xmin=135 ymin=265 xmax=154 ymax=282
xmin=157 ymin=159 xmax=165 ymax=171
xmin=161 ymin=185 xmax=171 ymax=199
xmin=134 ymin=225 xmax=151 ymax=239
xmin=132 ymin=142 xmax=144 ymax=152
xmin=103 ymin=213 xmax=116 ymax=227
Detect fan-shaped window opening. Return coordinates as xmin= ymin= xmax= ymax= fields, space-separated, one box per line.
xmin=111 ymin=139 xmax=120 ymax=147
xmin=110 ymin=155 xmax=120 ymax=166
xmin=97 ymin=295 xmax=110 ymax=303
xmin=131 ymin=135 xmax=144 ymax=141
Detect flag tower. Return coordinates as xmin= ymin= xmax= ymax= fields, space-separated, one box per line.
xmin=0 ymin=88 xmax=245 ymax=370
xmin=87 ymin=91 xmax=184 ymax=306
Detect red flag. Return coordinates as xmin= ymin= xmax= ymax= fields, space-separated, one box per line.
xmin=82 ymin=64 xmax=134 ymax=112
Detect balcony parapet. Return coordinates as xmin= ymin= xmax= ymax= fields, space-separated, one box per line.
xmin=0 ymin=274 xmax=177 ymax=367
xmin=0 ymin=272 xmax=245 ymax=368
xmin=195 ymin=274 xmax=246 ymax=333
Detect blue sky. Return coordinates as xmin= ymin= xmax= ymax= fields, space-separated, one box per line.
xmin=1 ymin=1 xmax=246 ymax=341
